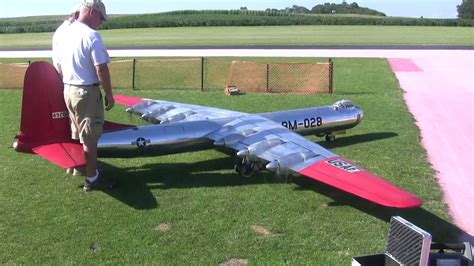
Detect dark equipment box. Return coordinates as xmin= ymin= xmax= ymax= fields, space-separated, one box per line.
xmin=352 ymin=216 xmax=432 ymax=266
xmin=352 ymin=216 xmax=473 ymax=266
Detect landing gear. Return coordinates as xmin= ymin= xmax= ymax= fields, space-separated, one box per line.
xmin=325 ymin=134 xmax=336 ymax=142
xmin=273 ymin=173 xmax=292 ymax=183
xmin=234 ymin=156 xmax=256 ymax=178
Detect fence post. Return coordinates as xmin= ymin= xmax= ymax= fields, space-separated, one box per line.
xmin=328 ymin=58 xmax=333 ymax=94
xmin=132 ymin=58 xmax=136 ymax=90
xmin=266 ymin=63 xmax=270 ymax=93
xmin=201 ymin=57 xmax=204 ymax=92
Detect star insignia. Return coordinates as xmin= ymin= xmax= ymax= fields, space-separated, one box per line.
xmin=133 ymin=137 xmax=149 ymax=148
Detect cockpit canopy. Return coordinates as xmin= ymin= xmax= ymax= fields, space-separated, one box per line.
xmin=333 ymin=100 xmax=354 ymax=110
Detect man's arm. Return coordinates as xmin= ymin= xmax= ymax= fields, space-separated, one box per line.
xmin=96 ymin=63 xmax=114 ymax=111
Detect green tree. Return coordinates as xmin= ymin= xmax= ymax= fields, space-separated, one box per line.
xmin=311 ymin=2 xmax=385 ymax=16
xmin=285 ymin=5 xmax=310 ymax=13
xmin=457 ymin=0 xmax=474 ymax=18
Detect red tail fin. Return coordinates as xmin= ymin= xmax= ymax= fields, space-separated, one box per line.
xmin=14 ymin=62 xmax=133 ymax=168
xmin=15 ymin=61 xmax=74 ymax=153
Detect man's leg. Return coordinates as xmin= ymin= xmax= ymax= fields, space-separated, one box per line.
xmin=83 ymin=142 xmax=116 ymax=192
xmin=83 ymin=144 xmax=97 ymax=178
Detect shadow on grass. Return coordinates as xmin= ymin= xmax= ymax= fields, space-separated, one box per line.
xmin=316 ymin=132 xmax=398 ymax=149
xmin=97 ymin=156 xmax=270 ymax=210
xmin=293 ymin=177 xmax=472 ymax=244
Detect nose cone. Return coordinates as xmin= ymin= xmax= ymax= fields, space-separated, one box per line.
xmin=356 ymin=107 xmax=364 ymax=122
xmin=236 ymin=149 xmax=249 ymax=158
xmin=266 ymin=161 xmax=279 ymax=172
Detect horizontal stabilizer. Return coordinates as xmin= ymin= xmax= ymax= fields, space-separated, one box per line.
xmin=114 ymin=94 xmax=145 ymax=107
xmin=299 ymin=157 xmax=422 ymax=208
xmin=33 ymin=143 xmax=86 ymax=169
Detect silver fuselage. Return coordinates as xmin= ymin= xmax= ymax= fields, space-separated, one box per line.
xmin=260 ymin=104 xmax=363 ymax=136
xmin=98 ymin=102 xmax=364 ymax=150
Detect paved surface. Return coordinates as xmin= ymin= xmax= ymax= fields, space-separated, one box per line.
xmin=2 ymin=48 xmax=473 ymax=238
xmin=388 ymin=52 xmax=474 ymax=238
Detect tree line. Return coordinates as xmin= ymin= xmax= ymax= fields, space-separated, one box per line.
xmin=264 ymin=1 xmax=385 ymax=16
xmin=265 ymin=0 xmax=474 ymax=19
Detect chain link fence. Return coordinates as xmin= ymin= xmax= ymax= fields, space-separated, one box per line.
xmin=0 ymin=62 xmax=29 ymax=89
xmin=226 ymin=61 xmax=333 ymax=94
xmin=1 ymin=58 xmax=333 ymax=93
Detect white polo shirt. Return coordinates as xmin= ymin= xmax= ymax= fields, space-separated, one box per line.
xmin=60 ymin=21 xmax=110 ymax=86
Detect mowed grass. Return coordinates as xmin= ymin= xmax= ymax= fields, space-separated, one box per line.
xmin=0 ymin=58 xmax=462 ymax=264
xmin=0 ymin=25 xmax=473 ymax=49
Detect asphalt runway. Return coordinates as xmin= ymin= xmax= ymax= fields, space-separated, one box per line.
xmin=2 ymin=48 xmax=473 ymax=239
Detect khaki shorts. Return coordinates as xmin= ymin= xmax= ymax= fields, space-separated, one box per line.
xmin=65 ymin=84 xmax=104 ymax=146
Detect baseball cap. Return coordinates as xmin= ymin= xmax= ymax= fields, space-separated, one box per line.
xmin=83 ymin=0 xmax=108 ymax=21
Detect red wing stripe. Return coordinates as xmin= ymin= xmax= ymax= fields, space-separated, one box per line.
xmin=114 ymin=94 xmax=145 ymax=107
xmin=33 ymin=143 xmax=86 ymax=169
xmin=299 ymin=157 xmax=422 ymax=208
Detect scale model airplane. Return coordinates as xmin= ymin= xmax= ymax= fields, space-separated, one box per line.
xmin=14 ymin=62 xmax=422 ymax=208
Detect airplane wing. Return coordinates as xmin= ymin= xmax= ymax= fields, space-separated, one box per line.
xmin=114 ymin=94 xmax=245 ymax=123
xmin=112 ymin=94 xmax=422 ymax=208
xmin=205 ymin=115 xmax=422 ymax=208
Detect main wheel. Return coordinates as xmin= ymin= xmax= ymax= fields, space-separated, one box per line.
xmin=325 ymin=135 xmax=336 ymax=142
xmin=234 ymin=157 xmax=255 ymax=178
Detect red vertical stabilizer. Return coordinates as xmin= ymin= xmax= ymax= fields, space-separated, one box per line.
xmin=15 ymin=61 xmax=72 ymax=152
xmin=14 ymin=62 xmax=85 ymax=168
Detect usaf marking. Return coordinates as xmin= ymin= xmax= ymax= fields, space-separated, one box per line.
xmin=326 ymin=158 xmax=361 ymax=173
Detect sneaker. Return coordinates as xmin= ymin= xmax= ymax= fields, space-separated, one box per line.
xmin=83 ymin=174 xmax=117 ymax=192
xmin=66 ymin=168 xmax=74 ymax=174
xmin=73 ymin=167 xmax=86 ymax=176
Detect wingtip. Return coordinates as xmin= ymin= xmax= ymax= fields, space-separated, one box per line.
xmin=385 ymin=196 xmax=423 ymax=209
xmin=114 ymin=94 xmax=145 ymax=107
xmin=299 ymin=157 xmax=424 ymax=209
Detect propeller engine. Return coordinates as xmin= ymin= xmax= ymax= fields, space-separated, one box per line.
xmin=236 ymin=138 xmax=284 ymax=161
xmin=266 ymin=151 xmax=317 ymax=177
xmin=234 ymin=139 xmax=285 ymax=178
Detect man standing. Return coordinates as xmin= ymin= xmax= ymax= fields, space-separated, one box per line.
xmin=57 ymin=0 xmax=115 ymax=191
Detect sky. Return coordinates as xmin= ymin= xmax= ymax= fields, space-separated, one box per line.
xmin=0 ymin=0 xmax=462 ymax=19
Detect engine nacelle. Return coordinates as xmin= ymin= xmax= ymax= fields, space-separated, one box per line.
xmin=237 ymin=138 xmax=285 ymax=160
xmin=266 ymin=151 xmax=316 ymax=176
xmin=141 ymin=105 xmax=175 ymax=122
xmin=214 ymin=133 xmax=245 ymax=146
xmin=160 ymin=111 xmax=196 ymax=124
xmin=126 ymin=100 xmax=157 ymax=114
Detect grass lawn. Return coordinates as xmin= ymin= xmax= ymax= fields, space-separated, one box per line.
xmin=0 ymin=25 xmax=473 ymax=49
xmin=0 ymin=58 xmax=462 ymax=264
